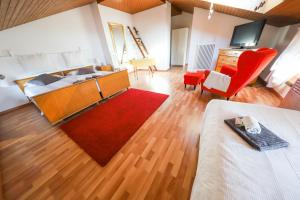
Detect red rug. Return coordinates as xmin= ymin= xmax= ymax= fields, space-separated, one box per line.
xmin=61 ymin=88 xmax=169 ymax=166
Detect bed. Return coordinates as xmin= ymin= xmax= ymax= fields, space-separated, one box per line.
xmin=15 ymin=67 xmax=130 ymax=124
xmin=191 ymin=100 xmax=300 ymax=200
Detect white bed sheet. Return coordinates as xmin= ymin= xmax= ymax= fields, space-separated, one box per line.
xmin=191 ymin=100 xmax=300 ymax=200
xmin=24 ymin=71 xmax=112 ymax=98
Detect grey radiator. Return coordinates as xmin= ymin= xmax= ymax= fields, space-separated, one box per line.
xmin=194 ymin=44 xmax=215 ymax=70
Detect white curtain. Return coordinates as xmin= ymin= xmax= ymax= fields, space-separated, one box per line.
xmin=267 ymin=28 xmax=300 ymax=88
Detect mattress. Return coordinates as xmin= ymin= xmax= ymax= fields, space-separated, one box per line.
xmin=24 ymin=71 xmax=112 ymax=98
xmin=191 ymin=100 xmax=300 ymax=200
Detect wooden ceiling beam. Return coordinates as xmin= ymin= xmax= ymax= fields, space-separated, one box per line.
xmin=171 ymin=4 xmax=182 ymax=16
xmin=265 ymin=0 xmax=300 ymax=26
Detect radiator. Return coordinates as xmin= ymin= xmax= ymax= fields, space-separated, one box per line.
xmin=280 ymin=78 xmax=300 ymax=111
xmin=194 ymin=44 xmax=215 ymax=70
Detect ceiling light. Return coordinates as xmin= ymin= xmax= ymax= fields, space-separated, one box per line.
xmin=208 ymin=2 xmax=214 ymax=20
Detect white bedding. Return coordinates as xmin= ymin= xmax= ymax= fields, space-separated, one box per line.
xmin=191 ymin=100 xmax=300 ymax=200
xmin=24 ymin=71 xmax=112 ymax=98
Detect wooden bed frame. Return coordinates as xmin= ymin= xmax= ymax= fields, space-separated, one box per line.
xmin=96 ymin=70 xmax=130 ymax=98
xmin=33 ymin=79 xmax=101 ymax=124
xmin=15 ymin=67 xmax=130 ymax=124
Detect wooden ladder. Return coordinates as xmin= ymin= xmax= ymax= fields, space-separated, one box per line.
xmin=127 ymin=26 xmax=149 ymax=58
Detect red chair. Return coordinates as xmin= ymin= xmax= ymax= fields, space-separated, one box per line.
xmin=200 ymin=48 xmax=278 ymax=99
xmin=184 ymin=71 xmax=205 ymax=90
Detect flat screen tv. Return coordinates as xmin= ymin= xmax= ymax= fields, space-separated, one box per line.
xmin=230 ymin=20 xmax=266 ymax=48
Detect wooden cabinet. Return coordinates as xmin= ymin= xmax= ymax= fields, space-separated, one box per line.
xmin=215 ymin=49 xmax=244 ymax=72
xmin=215 ymin=48 xmax=257 ymax=84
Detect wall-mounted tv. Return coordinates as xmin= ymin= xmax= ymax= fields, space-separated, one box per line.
xmin=230 ymin=20 xmax=266 ymax=48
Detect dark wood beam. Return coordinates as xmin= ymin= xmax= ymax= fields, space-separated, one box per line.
xmin=171 ymin=4 xmax=182 ymax=16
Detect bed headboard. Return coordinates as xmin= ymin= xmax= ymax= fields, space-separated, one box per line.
xmin=15 ymin=66 xmax=94 ymax=92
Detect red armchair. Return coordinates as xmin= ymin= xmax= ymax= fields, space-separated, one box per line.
xmin=201 ymin=48 xmax=278 ymax=99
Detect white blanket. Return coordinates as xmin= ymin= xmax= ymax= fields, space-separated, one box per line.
xmin=203 ymin=71 xmax=231 ymax=92
xmin=24 ymin=71 xmax=113 ymax=98
xmin=191 ymin=100 xmax=300 ymax=200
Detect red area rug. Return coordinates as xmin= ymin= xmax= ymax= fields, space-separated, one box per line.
xmin=61 ymin=88 xmax=169 ymax=166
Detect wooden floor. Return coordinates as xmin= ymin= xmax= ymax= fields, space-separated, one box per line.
xmin=0 ymin=69 xmax=281 ymax=200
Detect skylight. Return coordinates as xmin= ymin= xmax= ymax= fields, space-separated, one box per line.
xmin=203 ymin=0 xmax=262 ymax=11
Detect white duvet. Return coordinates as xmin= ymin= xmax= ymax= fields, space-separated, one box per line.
xmin=191 ymin=100 xmax=300 ymax=200
xmin=24 ymin=71 xmax=112 ymax=98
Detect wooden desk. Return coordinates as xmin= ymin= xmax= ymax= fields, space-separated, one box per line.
xmin=129 ymin=58 xmax=157 ymax=78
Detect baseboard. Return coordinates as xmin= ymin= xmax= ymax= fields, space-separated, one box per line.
xmin=171 ymin=65 xmax=184 ymax=68
xmin=0 ymin=103 xmax=31 ymax=116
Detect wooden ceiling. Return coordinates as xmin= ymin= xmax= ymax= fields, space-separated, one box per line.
xmin=0 ymin=0 xmax=299 ymax=31
xmin=0 ymin=0 xmax=95 ymax=31
xmin=266 ymin=0 xmax=300 ymax=27
xmin=98 ymin=0 xmax=166 ymax=14
xmin=169 ymin=0 xmax=300 ymax=27
xmin=170 ymin=0 xmax=265 ymax=21
xmin=99 ymin=0 xmax=300 ymax=27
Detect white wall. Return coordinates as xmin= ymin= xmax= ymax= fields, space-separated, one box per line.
xmin=90 ymin=2 xmax=114 ymax=66
xmin=133 ymin=3 xmax=172 ymax=70
xmin=0 ymin=5 xmax=106 ymax=62
xmin=188 ymin=7 xmax=281 ymax=71
xmin=97 ymin=3 xmax=171 ymax=70
xmin=98 ymin=5 xmax=139 ymax=67
xmin=0 ymin=4 xmax=107 ymax=112
xmin=172 ymin=12 xmax=193 ymax=29
xmin=260 ymin=23 xmax=300 ymax=81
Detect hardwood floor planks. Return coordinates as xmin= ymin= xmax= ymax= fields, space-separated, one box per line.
xmin=0 ymin=69 xmax=281 ymax=199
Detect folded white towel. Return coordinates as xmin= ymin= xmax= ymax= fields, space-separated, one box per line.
xmin=235 ymin=116 xmax=261 ymax=134
xmin=203 ymin=71 xmax=231 ymax=92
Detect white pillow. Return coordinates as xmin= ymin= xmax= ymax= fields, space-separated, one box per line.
xmin=45 ymin=53 xmax=65 ymax=71
xmin=0 ymin=50 xmax=12 ymax=57
xmin=0 ymin=57 xmax=25 ymax=86
xmin=17 ymin=53 xmax=50 ymax=74
xmin=66 ymin=70 xmax=78 ymax=76
xmin=62 ymin=50 xmax=84 ymax=68
xmin=17 ymin=53 xmax=66 ymax=73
